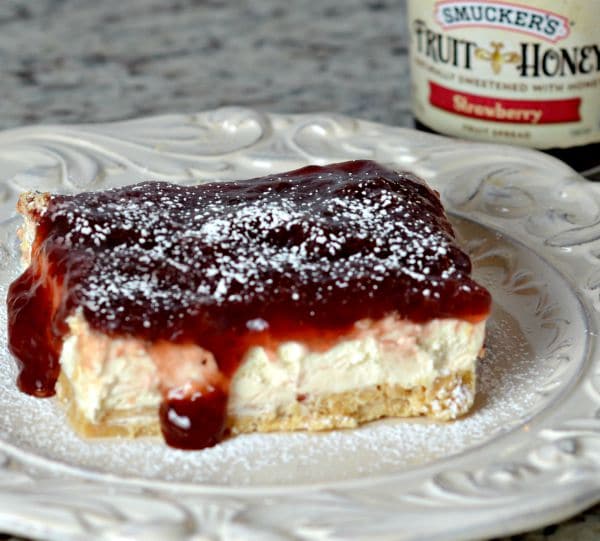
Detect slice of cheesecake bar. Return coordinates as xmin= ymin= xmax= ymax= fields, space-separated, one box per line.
xmin=7 ymin=160 xmax=491 ymax=449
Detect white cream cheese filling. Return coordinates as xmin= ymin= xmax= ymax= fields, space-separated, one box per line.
xmin=58 ymin=311 xmax=485 ymax=424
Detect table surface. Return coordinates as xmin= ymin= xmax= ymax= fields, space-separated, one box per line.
xmin=0 ymin=1 xmax=598 ymax=540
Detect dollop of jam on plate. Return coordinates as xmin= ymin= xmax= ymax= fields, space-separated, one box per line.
xmin=7 ymin=160 xmax=491 ymax=449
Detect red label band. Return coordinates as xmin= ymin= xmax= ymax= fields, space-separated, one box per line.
xmin=428 ymin=82 xmax=581 ymax=124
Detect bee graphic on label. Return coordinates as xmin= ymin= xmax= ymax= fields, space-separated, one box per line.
xmin=475 ymin=42 xmax=521 ymax=74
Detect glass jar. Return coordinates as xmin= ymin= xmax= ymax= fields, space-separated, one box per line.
xmin=408 ymin=0 xmax=600 ymax=172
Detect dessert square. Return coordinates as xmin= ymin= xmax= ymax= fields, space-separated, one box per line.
xmin=7 ymin=160 xmax=491 ymax=449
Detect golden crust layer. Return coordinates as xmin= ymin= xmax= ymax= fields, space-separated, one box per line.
xmin=16 ymin=191 xmax=50 ymax=265
xmin=230 ymin=370 xmax=475 ymax=434
xmin=56 ymin=370 xmax=475 ymax=440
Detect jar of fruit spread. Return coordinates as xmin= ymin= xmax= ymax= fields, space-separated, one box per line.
xmin=408 ymin=0 xmax=600 ymax=172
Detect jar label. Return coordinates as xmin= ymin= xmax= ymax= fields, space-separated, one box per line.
xmin=408 ymin=0 xmax=600 ymax=148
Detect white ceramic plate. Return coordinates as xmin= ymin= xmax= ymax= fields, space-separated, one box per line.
xmin=0 ymin=108 xmax=599 ymax=541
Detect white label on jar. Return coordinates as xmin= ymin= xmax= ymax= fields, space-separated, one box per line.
xmin=408 ymin=0 xmax=600 ymax=148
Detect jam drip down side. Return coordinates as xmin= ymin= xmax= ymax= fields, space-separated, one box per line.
xmin=7 ymin=265 xmax=63 ymax=397
xmin=6 ymin=160 xmax=492 ymax=449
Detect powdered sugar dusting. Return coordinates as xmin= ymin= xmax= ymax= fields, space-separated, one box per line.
xmin=40 ymin=160 xmax=488 ymax=338
xmin=429 ymin=376 xmax=473 ymax=419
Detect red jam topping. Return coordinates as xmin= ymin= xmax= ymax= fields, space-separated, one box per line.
xmin=7 ymin=160 xmax=491 ymax=449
